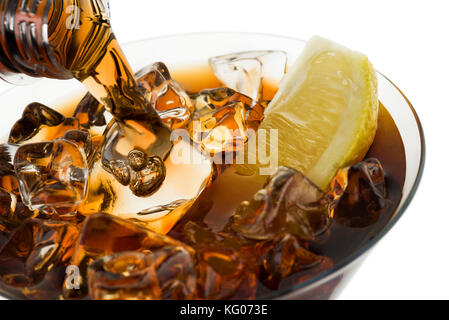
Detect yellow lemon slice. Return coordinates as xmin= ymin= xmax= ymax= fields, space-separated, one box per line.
xmin=240 ymin=36 xmax=378 ymax=190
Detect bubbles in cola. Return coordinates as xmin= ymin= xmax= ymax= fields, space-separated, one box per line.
xmin=13 ymin=140 xmax=89 ymax=217
xmin=209 ymin=50 xmax=287 ymax=101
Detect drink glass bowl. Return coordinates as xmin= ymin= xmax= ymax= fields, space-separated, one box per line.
xmin=0 ymin=33 xmax=425 ymax=300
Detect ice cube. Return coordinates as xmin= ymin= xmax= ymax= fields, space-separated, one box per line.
xmin=0 ymin=144 xmax=17 ymax=177
xmin=88 ymin=251 xmax=161 ymax=300
xmin=231 ymin=167 xmax=331 ymax=241
xmin=0 ymin=187 xmax=36 ymax=227
xmin=62 ymin=129 xmax=93 ymax=159
xmin=101 ymin=138 xmax=212 ymax=234
xmin=0 ymin=221 xmax=9 ymax=250
xmin=136 ymin=62 xmax=193 ymax=130
xmin=0 ymin=218 xmax=79 ymax=299
xmin=0 ymin=185 xmax=37 ymax=254
xmin=209 ymin=50 xmax=287 ymax=101
xmin=49 ymin=117 xmax=81 ymax=140
xmin=88 ymin=245 xmax=196 ymax=300
xmin=188 ymin=87 xmax=265 ymax=155
xmin=152 ymin=246 xmax=196 ymax=299
xmin=0 ymin=144 xmax=20 ymax=196
xmin=8 ymin=102 xmax=65 ymax=144
xmin=86 ymin=120 xmax=214 ymax=234
xmin=182 ymin=222 xmax=257 ymax=299
xmin=13 ymin=140 xmax=89 ymax=216
xmin=62 ymin=214 xmax=194 ymax=299
xmin=330 ymin=158 xmax=387 ymax=228
xmin=73 ymin=93 xmax=107 ymax=130
xmin=183 ymin=221 xmax=249 ymax=251
xmin=291 ymin=256 xmax=335 ymax=298
xmin=63 ymin=129 xmax=103 ymax=171
xmin=257 ymin=233 xmax=324 ymax=290
xmin=9 ymin=103 xmax=81 ymax=144
xmin=196 ymin=246 xmax=257 ymax=300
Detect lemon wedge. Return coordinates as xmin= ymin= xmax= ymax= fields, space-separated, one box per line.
xmin=239 ymin=36 xmax=378 ymax=190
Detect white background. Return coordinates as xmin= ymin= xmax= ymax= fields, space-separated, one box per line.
xmin=0 ymin=0 xmax=447 ymax=300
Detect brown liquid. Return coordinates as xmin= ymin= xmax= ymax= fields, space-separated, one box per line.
xmin=47 ymin=0 xmax=145 ymax=117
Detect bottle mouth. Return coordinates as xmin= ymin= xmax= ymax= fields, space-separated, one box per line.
xmin=0 ymin=0 xmax=72 ymax=81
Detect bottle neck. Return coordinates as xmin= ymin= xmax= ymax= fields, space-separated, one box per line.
xmin=0 ymin=0 xmax=90 ymax=83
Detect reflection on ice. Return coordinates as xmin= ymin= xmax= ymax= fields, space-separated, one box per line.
xmin=209 ymin=50 xmax=287 ymax=101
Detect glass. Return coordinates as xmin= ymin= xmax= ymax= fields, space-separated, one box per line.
xmin=0 ymin=32 xmax=425 ymax=299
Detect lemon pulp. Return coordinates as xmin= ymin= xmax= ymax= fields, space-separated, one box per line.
xmin=239 ymin=36 xmax=378 ymax=190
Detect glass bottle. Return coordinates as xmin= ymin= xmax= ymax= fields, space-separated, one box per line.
xmin=0 ymin=0 xmax=110 ymax=84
